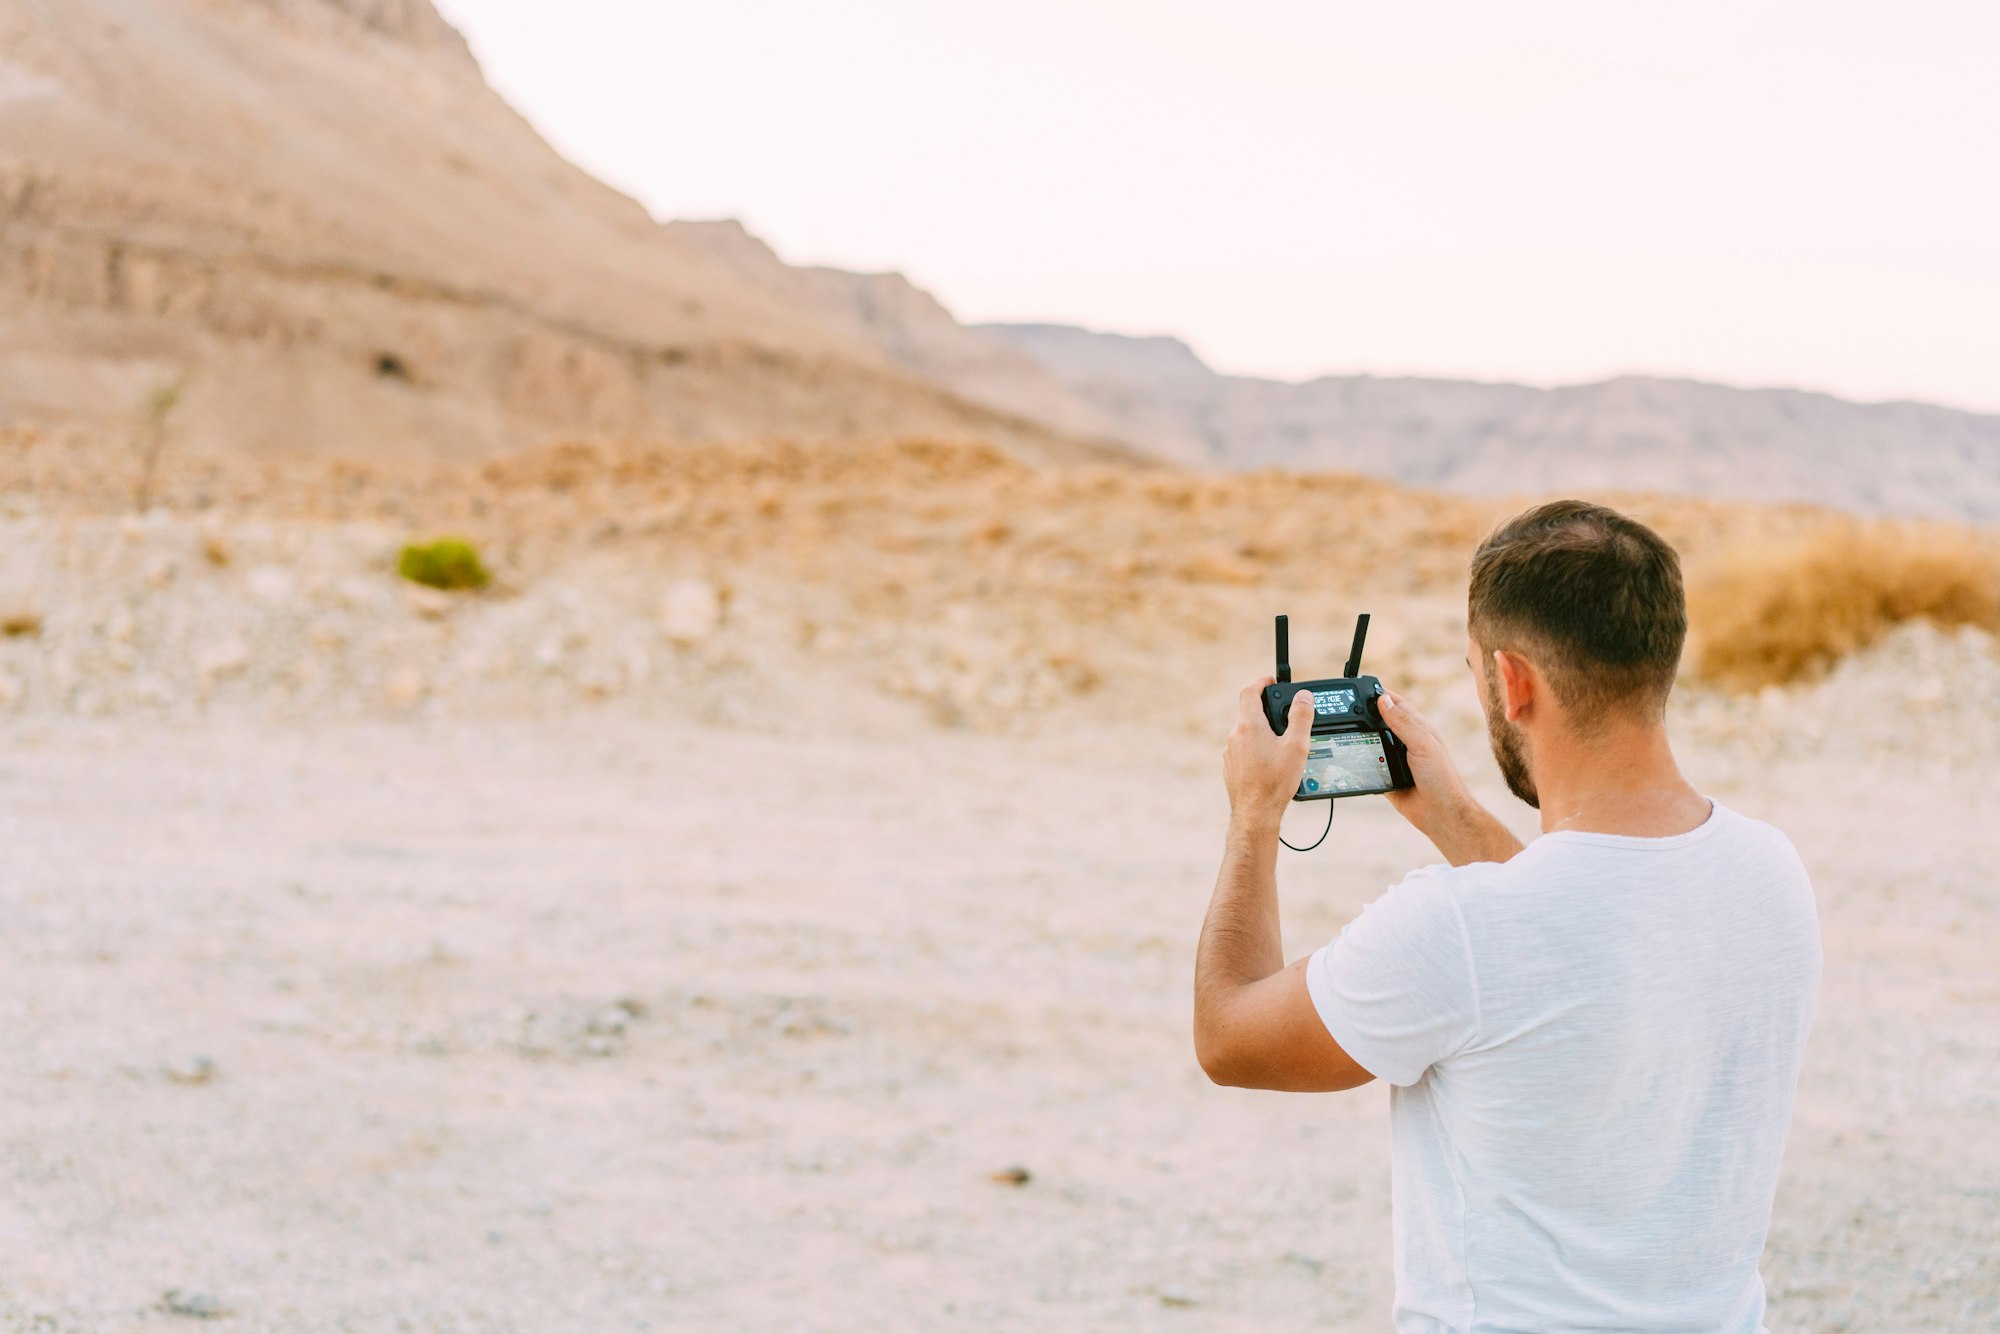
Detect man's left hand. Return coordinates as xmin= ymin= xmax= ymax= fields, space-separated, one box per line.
xmin=1224 ymin=677 xmax=1315 ymax=827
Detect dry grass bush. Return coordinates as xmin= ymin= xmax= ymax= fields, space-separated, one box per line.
xmin=1690 ymin=524 xmax=2000 ymax=690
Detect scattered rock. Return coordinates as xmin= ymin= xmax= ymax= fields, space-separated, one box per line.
xmin=163 ymin=1055 xmax=216 ymax=1085
xmin=586 ymin=998 xmax=645 ymax=1036
xmin=660 ymin=578 xmax=721 ymax=645
xmin=195 ymin=639 xmax=249 ymax=683
xmin=332 ymin=577 xmax=380 ymax=609
xmin=772 ymin=1008 xmax=849 ymax=1038
xmin=384 ymin=668 xmax=427 ymax=707
xmin=403 ymin=584 xmax=453 ymax=619
xmin=256 ymin=1003 xmax=310 ymax=1035
xmin=160 ymin=1288 xmax=229 ymax=1319
xmin=989 ymin=1165 xmax=1032 ymax=1187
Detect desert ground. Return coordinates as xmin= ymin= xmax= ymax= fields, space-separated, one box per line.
xmin=2 ymin=431 xmax=1997 ymax=1331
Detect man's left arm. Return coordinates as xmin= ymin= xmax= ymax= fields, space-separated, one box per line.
xmin=1192 ymin=678 xmax=1375 ymax=1092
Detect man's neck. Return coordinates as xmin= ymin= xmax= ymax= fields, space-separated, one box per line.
xmin=1531 ymin=720 xmax=1710 ymax=839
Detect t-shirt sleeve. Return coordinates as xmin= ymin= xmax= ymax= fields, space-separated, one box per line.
xmin=1305 ymin=865 xmax=1482 ymax=1087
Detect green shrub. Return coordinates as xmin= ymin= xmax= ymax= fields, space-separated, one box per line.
xmin=397 ymin=538 xmax=491 ymax=591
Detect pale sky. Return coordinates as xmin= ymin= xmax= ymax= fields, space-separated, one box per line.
xmin=434 ymin=0 xmax=1999 ymax=413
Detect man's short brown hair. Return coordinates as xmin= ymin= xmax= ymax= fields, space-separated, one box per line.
xmin=1467 ymin=500 xmax=1686 ymax=727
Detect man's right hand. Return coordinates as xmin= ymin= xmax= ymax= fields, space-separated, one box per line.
xmin=1379 ymin=689 xmax=1525 ymax=866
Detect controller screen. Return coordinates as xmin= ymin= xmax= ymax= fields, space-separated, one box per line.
xmin=1311 ymin=687 xmax=1358 ymax=715
xmin=1299 ymin=731 xmax=1393 ymax=796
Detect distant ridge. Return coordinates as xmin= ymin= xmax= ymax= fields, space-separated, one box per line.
xmin=978 ymin=324 xmax=2000 ymax=522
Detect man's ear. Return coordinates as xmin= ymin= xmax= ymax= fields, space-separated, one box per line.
xmin=1492 ymin=648 xmax=1534 ymax=722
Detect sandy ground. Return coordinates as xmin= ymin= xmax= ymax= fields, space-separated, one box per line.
xmin=4 ymin=437 xmax=1996 ymax=1329
xmin=3 ymin=701 xmax=1996 ymax=1332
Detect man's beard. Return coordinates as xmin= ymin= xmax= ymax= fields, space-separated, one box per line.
xmin=1483 ymin=666 xmax=1539 ymax=809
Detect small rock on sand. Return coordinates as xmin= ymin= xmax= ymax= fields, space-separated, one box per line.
xmin=195 ymin=640 xmax=249 ymax=682
xmin=586 ymin=999 xmax=644 ymax=1036
xmin=384 ymin=668 xmax=427 ymax=706
xmin=163 ymin=1055 xmax=216 ymax=1086
xmin=403 ymin=585 xmax=454 ymax=619
xmin=160 ymin=1288 xmax=229 ymax=1319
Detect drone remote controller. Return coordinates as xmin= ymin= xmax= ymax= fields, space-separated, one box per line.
xmin=1261 ymin=613 xmax=1414 ymax=801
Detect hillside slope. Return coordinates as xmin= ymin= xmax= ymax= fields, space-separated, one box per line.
xmin=663 ymin=220 xmax=1162 ymax=460
xmin=982 ymin=324 xmax=2000 ymax=521
xmin=0 ymin=0 xmax=1121 ymax=463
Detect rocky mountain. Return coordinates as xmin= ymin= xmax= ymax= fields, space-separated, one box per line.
xmin=978 ymin=325 xmax=2000 ymax=522
xmin=0 ymin=0 xmax=1123 ymax=464
xmin=5 ymin=0 xmax=1993 ymax=521
xmin=662 ymin=220 xmax=1147 ymax=456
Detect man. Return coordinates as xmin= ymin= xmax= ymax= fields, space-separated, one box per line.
xmin=1193 ymin=500 xmax=1820 ymax=1332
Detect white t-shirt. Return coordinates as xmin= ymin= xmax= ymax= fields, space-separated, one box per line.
xmin=1306 ymin=801 xmax=1820 ymax=1334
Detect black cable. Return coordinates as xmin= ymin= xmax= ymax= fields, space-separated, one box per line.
xmin=1280 ymin=800 xmax=1335 ymax=852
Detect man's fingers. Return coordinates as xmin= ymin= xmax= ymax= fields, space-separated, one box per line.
xmin=1380 ymin=690 xmax=1438 ymax=745
xmin=1238 ymin=675 xmax=1277 ymax=728
xmin=1284 ymin=689 xmax=1315 ymax=750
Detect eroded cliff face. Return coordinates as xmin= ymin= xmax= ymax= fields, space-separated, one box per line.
xmin=0 ymin=0 xmax=1121 ymax=463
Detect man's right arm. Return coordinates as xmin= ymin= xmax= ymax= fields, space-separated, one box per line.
xmin=1380 ymin=691 xmax=1525 ymax=867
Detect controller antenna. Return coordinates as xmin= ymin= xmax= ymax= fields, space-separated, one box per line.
xmin=1274 ymin=614 xmax=1291 ymax=684
xmin=1344 ymin=612 xmax=1370 ymax=678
